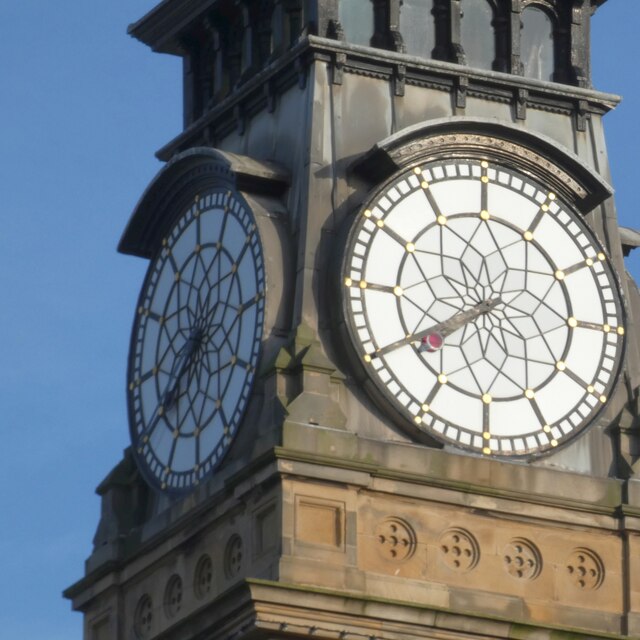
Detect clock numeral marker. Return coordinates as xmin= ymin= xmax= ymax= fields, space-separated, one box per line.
xmin=567 ymin=317 xmax=624 ymax=334
xmin=559 ymin=256 xmax=603 ymax=278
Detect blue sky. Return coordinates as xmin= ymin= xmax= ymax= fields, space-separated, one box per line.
xmin=0 ymin=2 xmax=638 ymax=638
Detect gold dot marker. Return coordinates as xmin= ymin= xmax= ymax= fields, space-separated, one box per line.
xmin=230 ymin=355 xmax=237 ymax=365
xmin=175 ymin=272 xmax=181 ymax=282
xmin=193 ymin=428 xmax=200 ymax=438
xmin=364 ymin=354 xmax=372 ymax=363
xmin=541 ymin=204 xmax=549 ymax=212
xmin=359 ymin=280 xmax=367 ymax=289
xmin=603 ymin=324 xmax=611 ymax=333
xmin=413 ymin=167 xmax=422 ymax=175
xmin=393 ymin=286 xmax=403 ymax=296
xmin=344 ymin=277 xmax=352 ymax=287
xmin=483 ymin=432 xmax=491 ymax=440
xmin=587 ymin=385 xmax=595 ymax=394
xmin=523 ymin=230 xmax=534 ymax=242
xmin=414 ymin=416 xmax=422 ymax=425
xmin=617 ymin=326 xmax=625 ymax=335
xmin=481 ymin=161 xmax=489 ymax=169
xmin=421 ymin=181 xmax=430 ymax=190
xmin=555 ymin=270 xmax=565 ymax=280
xmin=549 ymin=193 xmax=556 ymax=200
xmin=600 ymin=395 xmax=607 ymax=403
xmin=556 ymin=361 xmax=566 ymax=371
xmin=138 ymin=306 xmax=144 ymax=315
xmin=143 ymin=435 xmax=149 ymax=443
xmin=152 ymin=366 xmax=159 ymax=376
xmin=551 ymin=439 xmax=558 ymax=447
xmin=586 ymin=258 xmax=593 ymax=267
xmin=482 ymin=393 xmax=492 ymax=404
xmin=480 ymin=210 xmax=490 ymax=221
xmin=438 ymin=374 xmax=448 ymax=384
xmin=543 ymin=425 xmax=551 ymax=433
xmin=421 ymin=403 xmax=430 ymax=412
xmin=364 ymin=209 xmax=372 ymax=218
xmin=481 ymin=176 xmax=489 ymax=184
xmin=231 ymin=263 xmax=238 ymax=273
xmin=128 ymin=382 xmax=135 ymax=391
xmin=158 ymin=406 xmax=165 ymax=416
xmin=215 ymin=399 xmax=222 ymax=408
xmin=483 ymin=447 xmax=491 ymax=455
xmin=437 ymin=215 xmax=447 ymax=226
xmin=406 ymin=242 xmax=415 ymax=253
xmin=524 ymin=389 xmax=535 ymax=399
xmin=195 ymin=244 xmax=202 ymax=253
xmin=162 ymin=238 xmax=168 ymax=247
xmin=376 ymin=219 xmax=385 ymax=228
xmin=568 ymin=317 xmax=578 ymax=328
xmin=173 ymin=430 xmax=179 ymax=439
xmin=164 ymin=466 xmax=171 ymax=476
xmin=598 ymin=252 xmax=606 ymax=261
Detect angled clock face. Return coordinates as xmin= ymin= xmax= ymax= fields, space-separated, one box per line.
xmin=128 ymin=188 xmax=265 ymax=493
xmin=342 ymin=158 xmax=626 ymax=457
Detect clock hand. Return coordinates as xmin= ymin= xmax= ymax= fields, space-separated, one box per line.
xmin=161 ymin=328 xmax=203 ymax=410
xmin=374 ymin=297 xmax=502 ymax=357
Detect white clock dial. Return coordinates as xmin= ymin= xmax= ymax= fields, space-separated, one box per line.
xmin=342 ymin=158 xmax=625 ymax=456
xmin=129 ymin=188 xmax=265 ymax=493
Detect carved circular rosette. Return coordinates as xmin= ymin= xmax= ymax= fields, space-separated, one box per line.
xmin=224 ymin=534 xmax=243 ymax=579
xmin=565 ymin=548 xmax=604 ymax=590
xmin=133 ymin=594 xmax=153 ymax=639
xmin=503 ymin=538 xmax=542 ymax=580
xmin=194 ymin=554 xmax=214 ymax=599
xmin=163 ymin=574 xmax=183 ymax=618
xmin=375 ymin=517 xmax=417 ymax=562
xmin=438 ymin=528 xmax=480 ymax=572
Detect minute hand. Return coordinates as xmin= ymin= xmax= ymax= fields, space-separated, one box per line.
xmin=416 ymin=297 xmax=502 ymax=340
xmin=375 ymin=297 xmax=502 ymax=357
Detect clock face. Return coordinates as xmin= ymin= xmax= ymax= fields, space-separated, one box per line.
xmin=128 ymin=188 xmax=265 ymax=493
xmin=342 ymin=158 xmax=626 ymax=457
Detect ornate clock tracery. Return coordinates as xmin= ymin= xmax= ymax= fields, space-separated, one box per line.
xmin=341 ymin=156 xmax=626 ymax=457
xmin=128 ymin=187 xmax=265 ymax=494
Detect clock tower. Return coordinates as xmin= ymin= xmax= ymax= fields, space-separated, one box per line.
xmin=65 ymin=1 xmax=640 ymax=639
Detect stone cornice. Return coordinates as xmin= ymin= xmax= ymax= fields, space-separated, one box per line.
xmin=153 ymin=36 xmax=621 ymax=162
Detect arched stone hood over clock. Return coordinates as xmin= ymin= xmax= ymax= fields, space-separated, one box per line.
xmin=351 ymin=117 xmax=613 ymax=213
xmin=118 ymin=147 xmax=290 ymax=259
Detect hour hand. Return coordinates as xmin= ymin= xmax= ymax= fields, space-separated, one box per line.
xmin=160 ymin=329 xmax=202 ymax=410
